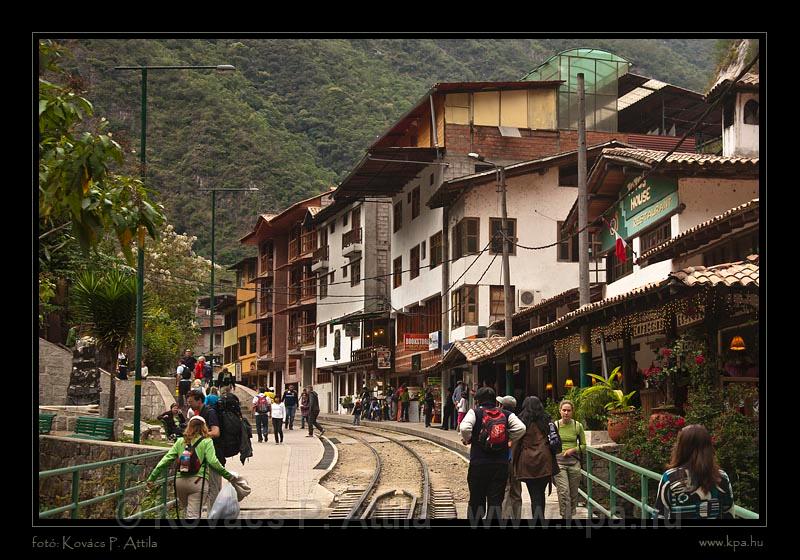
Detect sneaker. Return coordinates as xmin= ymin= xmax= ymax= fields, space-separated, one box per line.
xmin=305 ymin=435 xmax=313 ymax=437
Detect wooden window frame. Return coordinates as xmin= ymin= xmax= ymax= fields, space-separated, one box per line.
xmin=430 ymin=232 xmax=442 ymax=269
xmin=393 ymin=201 xmax=403 ymax=233
xmin=453 ymin=217 xmax=480 ymax=260
xmin=489 ymin=217 xmax=517 ymax=255
xmin=411 ymin=186 xmax=421 ymax=220
xmin=393 ymin=256 xmax=403 ymax=288
xmin=350 ymin=258 xmax=361 ymax=287
xmin=451 ymin=285 xmax=478 ymax=328
xmin=410 ymin=245 xmax=420 ymax=279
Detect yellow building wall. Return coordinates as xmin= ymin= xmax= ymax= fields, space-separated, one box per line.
xmin=500 ymin=90 xmax=528 ymax=128
xmin=473 ymin=91 xmax=500 ymax=126
xmin=528 ymin=89 xmax=557 ymax=130
xmin=417 ymin=112 xmax=432 ymax=148
xmin=223 ymin=327 xmax=238 ymax=349
xmin=436 ymin=96 xmax=445 ymax=147
xmin=445 ymin=93 xmax=470 ymax=125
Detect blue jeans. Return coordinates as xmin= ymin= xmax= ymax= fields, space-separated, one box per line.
xmin=285 ymin=406 xmax=297 ymax=428
xmin=255 ymin=414 xmax=270 ymax=441
xmin=353 ymin=414 xmax=361 ymax=425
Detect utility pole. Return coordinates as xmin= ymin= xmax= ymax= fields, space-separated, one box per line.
xmin=499 ymin=165 xmax=514 ymax=396
xmin=577 ymin=72 xmax=591 ymax=388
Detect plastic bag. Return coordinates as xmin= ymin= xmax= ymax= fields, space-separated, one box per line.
xmin=225 ymin=471 xmax=252 ymax=502
xmin=208 ymin=482 xmax=239 ymax=520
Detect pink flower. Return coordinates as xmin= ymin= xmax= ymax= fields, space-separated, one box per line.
xmin=661 ymin=348 xmax=672 ymax=358
xmin=695 ymin=355 xmax=705 ymax=365
xmin=676 ymin=417 xmax=686 ymax=427
xmin=633 ymin=449 xmax=641 ymax=456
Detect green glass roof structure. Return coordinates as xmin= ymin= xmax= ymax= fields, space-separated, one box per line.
xmin=522 ymin=48 xmax=631 ymax=132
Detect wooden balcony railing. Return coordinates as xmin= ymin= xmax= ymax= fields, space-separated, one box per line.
xmin=291 ymin=324 xmax=316 ymax=348
xmin=288 ymin=284 xmax=301 ymax=306
xmin=259 ymin=255 xmax=273 ymax=276
xmin=342 ymin=227 xmax=363 ymax=249
xmin=350 ymin=346 xmax=391 ymax=370
xmin=312 ymin=246 xmax=329 ymax=264
xmin=259 ymin=295 xmax=273 ymax=315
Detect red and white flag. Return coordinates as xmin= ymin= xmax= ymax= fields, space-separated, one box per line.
xmin=614 ymin=230 xmax=628 ymax=263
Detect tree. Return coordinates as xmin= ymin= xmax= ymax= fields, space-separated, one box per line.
xmin=70 ymin=270 xmax=138 ymax=421
xmin=39 ymin=39 xmax=165 ymax=320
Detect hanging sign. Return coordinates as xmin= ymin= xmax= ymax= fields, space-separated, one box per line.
xmin=404 ymin=333 xmax=429 ymax=351
xmin=429 ymin=331 xmax=441 ymax=351
xmin=534 ymin=354 xmax=548 ymax=367
xmin=377 ymin=349 xmax=391 ymax=369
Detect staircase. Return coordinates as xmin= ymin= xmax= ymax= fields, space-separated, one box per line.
xmin=233 ymin=385 xmax=257 ymax=425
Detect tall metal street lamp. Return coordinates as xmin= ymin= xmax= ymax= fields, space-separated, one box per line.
xmin=198 ymin=187 xmax=259 ymax=371
xmin=467 ymin=152 xmax=514 ymax=396
xmin=114 ymin=64 xmax=235 ymax=444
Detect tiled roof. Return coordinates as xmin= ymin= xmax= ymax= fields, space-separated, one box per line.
xmin=487 ymin=288 xmax=579 ymax=330
xmin=638 ymin=199 xmax=759 ymax=264
xmin=706 ymin=72 xmax=759 ymax=101
xmin=669 ymin=255 xmax=759 ymax=288
xmin=601 ymin=148 xmax=758 ymax=167
xmin=453 ymin=337 xmax=508 ymax=361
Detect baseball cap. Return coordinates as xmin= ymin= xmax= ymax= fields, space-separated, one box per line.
xmin=496 ymin=395 xmax=517 ymax=409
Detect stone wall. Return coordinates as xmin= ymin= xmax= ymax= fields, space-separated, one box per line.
xmin=39 ymin=435 xmax=169 ymax=519
xmin=99 ymin=372 xmax=175 ymax=423
xmin=39 ymin=338 xmax=72 ymax=406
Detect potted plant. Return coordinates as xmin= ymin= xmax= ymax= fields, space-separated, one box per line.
xmin=341 ymin=395 xmax=354 ymax=412
xmin=583 ymin=366 xmax=637 ymax=443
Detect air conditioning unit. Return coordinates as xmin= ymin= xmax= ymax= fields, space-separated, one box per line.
xmin=518 ymin=289 xmax=541 ymax=309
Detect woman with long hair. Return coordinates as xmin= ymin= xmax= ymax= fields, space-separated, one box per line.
xmin=656 ymin=424 xmax=734 ymax=519
xmin=554 ymin=399 xmax=585 ymax=519
xmin=512 ymin=396 xmax=559 ymax=519
xmin=147 ymin=415 xmax=234 ymax=519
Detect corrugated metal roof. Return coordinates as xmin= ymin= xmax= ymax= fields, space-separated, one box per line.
xmin=617 ymin=79 xmax=668 ymax=110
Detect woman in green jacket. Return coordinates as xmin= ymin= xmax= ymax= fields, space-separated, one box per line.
xmin=147 ymin=415 xmax=233 ymax=519
xmin=554 ymin=399 xmax=586 ymax=520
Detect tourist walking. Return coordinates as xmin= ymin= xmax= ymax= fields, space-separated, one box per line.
xmin=194 ymin=356 xmax=206 ymax=381
xmin=457 ymin=389 xmax=469 ymax=428
xmin=352 ymin=400 xmax=362 ymax=425
xmin=305 ymin=385 xmax=324 ymax=437
xmin=117 ymin=352 xmax=128 ymax=380
xmin=283 ymin=385 xmax=298 ymax=429
xmin=497 ymin=395 xmax=522 ymax=520
xmin=656 ymin=424 xmax=734 ymax=519
xmin=460 ymin=387 xmax=526 ymax=522
xmin=203 ymin=359 xmax=214 ymax=389
xmin=271 ymin=395 xmax=286 ymax=444
xmin=252 ymin=388 xmax=271 ymax=443
xmin=181 ymin=349 xmax=197 ymax=376
xmin=399 ymin=385 xmax=410 ymax=422
xmin=146 ymin=415 xmax=233 ymax=519
xmin=512 ymin=396 xmax=560 ymax=520
xmin=554 ymin=399 xmax=585 ymax=520
xmin=300 ymin=388 xmax=309 ymax=429
xmin=176 ymin=361 xmax=192 ymax=408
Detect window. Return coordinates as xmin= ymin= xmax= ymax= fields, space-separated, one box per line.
xmin=640 ymin=221 xmax=672 ymax=254
xmin=453 ymin=218 xmax=480 ymax=260
xmin=248 ymin=300 xmax=256 ymax=317
xmin=410 ymin=246 xmax=420 ymax=279
xmin=607 ymin=244 xmax=633 ymax=283
xmin=329 ymin=222 xmax=335 ymax=234
xmin=411 ymin=187 xmax=420 ymax=220
xmin=421 ymin=241 xmax=426 ymax=261
xmin=333 ymin=330 xmax=341 ymax=360
xmin=558 ymin=165 xmax=578 ymax=187
xmin=343 ymin=213 xmax=348 ymax=227
xmin=490 ymin=285 xmax=515 ymax=324
xmin=319 ymin=272 xmax=328 ymax=299
xmin=393 ymin=256 xmax=403 ymax=288
xmin=239 ymin=336 xmax=247 ymax=356
xmin=394 ymin=202 xmax=403 ymax=233
xmin=319 ymin=325 xmax=327 ymax=348
xmin=351 ymin=259 xmax=361 ymax=287
xmin=723 ymin=97 xmax=735 ymax=129
xmin=343 ymin=264 xmax=348 ymax=278
xmin=249 ymin=333 xmax=257 ymax=354
xmin=744 ymin=99 xmax=759 ymax=125
xmin=329 ymin=271 xmax=334 ymax=284
xmin=215 ymin=333 xmax=223 ymax=347
xmin=238 ymin=304 xmax=246 ymax=320
xmin=430 ymin=232 xmax=442 ymax=269
xmin=557 ymin=221 xmax=579 ymax=262
xmin=451 ymin=285 xmax=478 ymax=328
xmin=407 ymin=191 xmax=412 ymax=204
xmin=430 ymin=173 xmax=435 ymax=186
xmin=490 ymin=218 xmax=517 ymax=255
xmin=397 ymin=297 xmax=441 ymax=339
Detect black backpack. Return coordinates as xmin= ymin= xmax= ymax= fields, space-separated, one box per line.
xmin=547 ymin=420 xmax=563 ymax=455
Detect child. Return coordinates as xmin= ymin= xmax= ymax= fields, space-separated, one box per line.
xmin=353 ymin=400 xmax=362 ymax=425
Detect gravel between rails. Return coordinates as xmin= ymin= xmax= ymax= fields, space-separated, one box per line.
xmin=405 ymin=440 xmax=470 ymax=503
xmin=320 ymin=429 xmax=378 ymax=498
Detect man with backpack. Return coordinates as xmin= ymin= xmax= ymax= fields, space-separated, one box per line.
xmin=459 ymin=387 xmax=525 ymax=522
xmin=283 ymin=385 xmax=298 ymax=430
xmin=217 ymin=367 xmax=236 ymax=393
xmin=176 ymin=361 xmax=193 ymax=408
xmin=252 ymin=388 xmax=272 ymax=443
xmin=203 ymin=359 xmax=214 ymax=389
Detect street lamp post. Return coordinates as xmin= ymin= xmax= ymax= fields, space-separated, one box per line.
xmin=198 ymin=188 xmax=259 ymax=372
xmin=114 ymin=64 xmax=235 ymax=444
xmin=468 ymin=153 xmax=514 ymax=396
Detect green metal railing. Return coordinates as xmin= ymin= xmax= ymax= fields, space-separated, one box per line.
xmin=579 ymin=445 xmax=759 ymax=520
xmin=39 ymin=450 xmax=176 ymax=520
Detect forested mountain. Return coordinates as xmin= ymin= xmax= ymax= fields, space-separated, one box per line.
xmin=58 ymin=38 xmax=720 ymax=265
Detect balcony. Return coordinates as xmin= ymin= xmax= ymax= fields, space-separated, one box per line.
xmin=290 ymin=231 xmax=317 ymax=262
xmin=311 ymin=245 xmax=329 ymax=273
xmin=291 ymin=324 xmax=316 ymax=350
xmin=342 ymin=227 xmax=363 ymax=258
xmin=259 ymin=256 xmax=274 ymax=278
xmin=350 ymin=345 xmax=391 ymax=371
xmin=301 ymin=277 xmax=316 ymax=302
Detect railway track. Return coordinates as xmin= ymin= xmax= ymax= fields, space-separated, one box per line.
xmin=324 ymin=426 xmax=446 ymax=520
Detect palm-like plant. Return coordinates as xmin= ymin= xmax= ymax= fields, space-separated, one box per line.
xmin=583 ymin=366 xmax=637 ymax=412
xmin=71 ymin=269 xmax=139 ymax=421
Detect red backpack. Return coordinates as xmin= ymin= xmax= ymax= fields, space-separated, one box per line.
xmin=477 ymin=407 xmax=509 ymax=453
